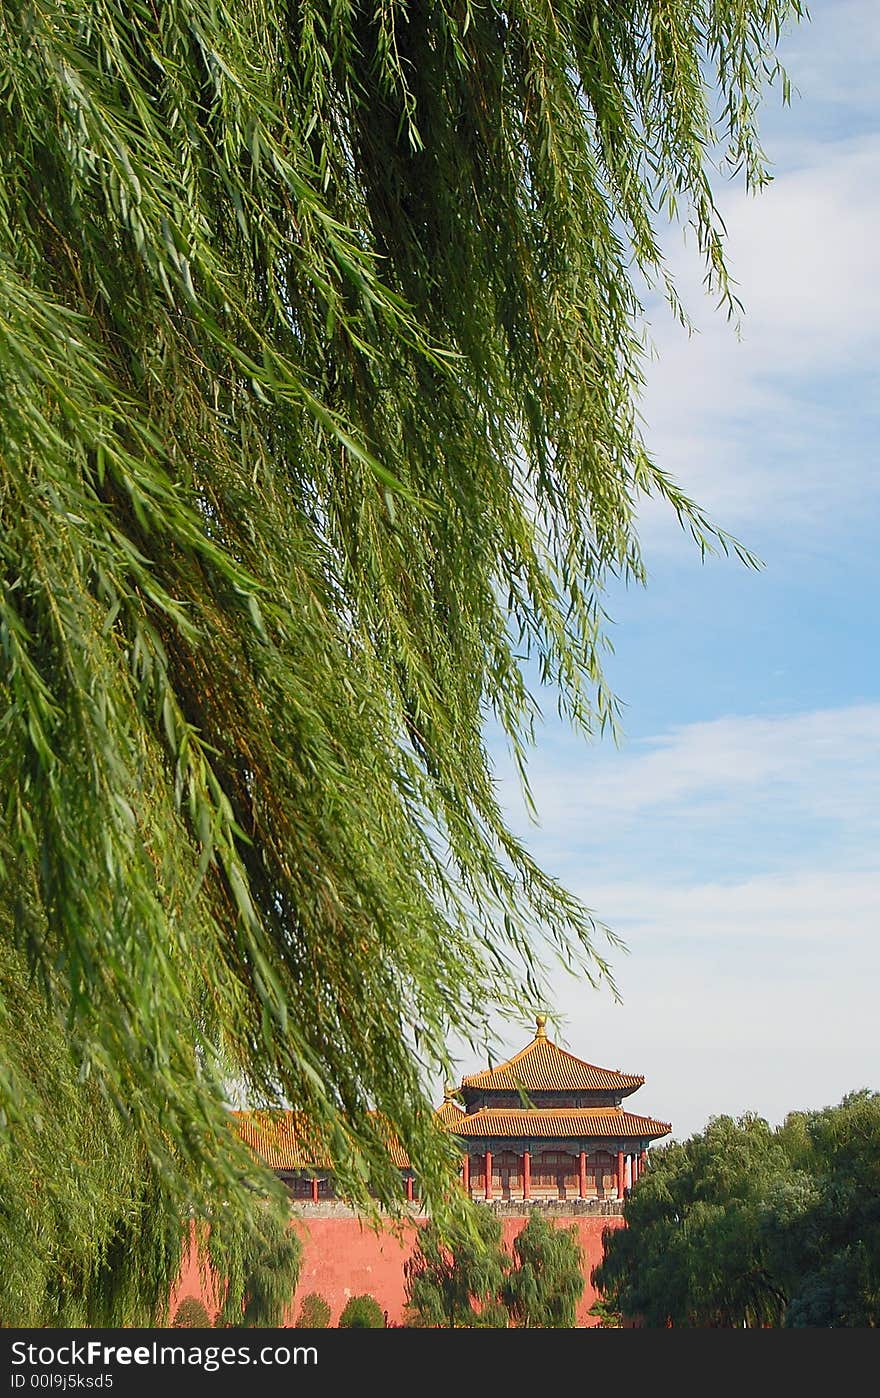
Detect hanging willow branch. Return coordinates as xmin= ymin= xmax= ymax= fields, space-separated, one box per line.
xmin=0 ymin=0 xmax=804 ymax=1320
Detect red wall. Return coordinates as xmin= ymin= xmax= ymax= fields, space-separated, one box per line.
xmin=171 ymin=1212 xmax=623 ymax=1328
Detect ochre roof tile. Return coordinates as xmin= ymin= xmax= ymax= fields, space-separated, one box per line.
xmin=460 ymin=1032 xmax=643 ymax=1094
xmin=233 ymin=1024 xmax=671 ymax=1174
xmin=447 ymin=1106 xmax=671 ymax=1141
xmin=434 ymin=1097 xmax=466 ymax=1129
xmin=233 ymin=1110 xmax=411 ymax=1170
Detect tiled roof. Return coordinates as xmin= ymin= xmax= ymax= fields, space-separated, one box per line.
xmin=233 ymin=1020 xmax=670 ymax=1175
xmin=460 ymin=1029 xmax=644 ymax=1094
xmin=446 ymin=1106 xmax=671 ymax=1142
xmin=233 ymin=1111 xmax=411 ymax=1170
xmin=234 ymin=1111 xmax=332 ymax=1169
xmin=234 ymin=1103 xmax=670 ymax=1171
xmin=434 ymin=1096 xmax=466 ymax=1129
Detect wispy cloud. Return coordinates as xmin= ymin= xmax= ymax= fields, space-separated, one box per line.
xmin=636 ymin=126 xmax=880 ymax=544
xmin=458 ymin=6 xmax=880 ymax=1145
xmin=540 ymin=861 xmax=880 ymax=1141
xmin=476 ymin=702 xmax=880 ymax=1137
xmin=503 ymin=704 xmax=880 ymax=881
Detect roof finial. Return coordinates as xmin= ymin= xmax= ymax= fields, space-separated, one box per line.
xmin=535 ymin=1013 xmax=548 ymax=1039
xmin=443 ymin=1082 xmax=457 ymax=1101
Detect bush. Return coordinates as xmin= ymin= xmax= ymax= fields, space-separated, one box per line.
xmin=472 ymin=1300 xmax=509 ymax=1328
xmin=588 ymin=1296 xmax=623 ymax=1328
xmin=171 ymin=1297 xmax=211 ymax=1328
xmin=296 ymin=1292 xmax=331 ymax=1328
xmin=338 ymin=1295 xmax=385 ymax=1328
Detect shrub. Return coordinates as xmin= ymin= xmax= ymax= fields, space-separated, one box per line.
xmin=296 ymin=1292 xmax=331 ymax=1328
xmin=171 ymin=1297 xmax=211 ymax=1328
xmin=472 ymin=1300 xmax=509 ymax=1328
xmin=338 ymin=1295 xmax=385 ymax=1328
xmin=588 ymin=1296 xmax=623 ymax=1328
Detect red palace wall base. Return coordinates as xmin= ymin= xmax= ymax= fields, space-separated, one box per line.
xmin=170 ymin=1211 xmax=625 ymax=1329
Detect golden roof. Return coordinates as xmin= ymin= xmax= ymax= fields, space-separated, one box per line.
xmin=448 ymin=1106 xmax=671 ymax=1141
xmin=232 ymin=1018 xmax=670 ymax=1174
xmin=434 ymin=1088 xmax=466 ymax=1130
xmin=233 ymin=1110 xmax=411 ymax=1170
xmin=460 ymin=1018 xmax=644 ymax=1094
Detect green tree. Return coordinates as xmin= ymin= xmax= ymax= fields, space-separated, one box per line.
xmin=593 ymin=1115 xmax=794 ymax=1327
xmin=594 ymin=1096 xmax=880 ymax=1328
xmin=775 ymin=1091 xmax=880 ymax=1327
xmin=471 ymin=1300 xmax=511 ymax=1329
xmin=213 ymin=1210 xmax=302 ymax=1328
xmin=588 ymin=1296 xmax=623 ymax=1328
xmin=404 ymin=1208 xmax=509 ymax=1328
xmin=295 ymin=1292 xmax=332 ymax=1329
xmin=590 ymin=1096 xmax=878 ymax=1325
xmin=171 ymin=1297 xmax=212 ymax=1328
xmin=503 ymin=1212 xmax=585 ymax=1328
xmin=1 ymin=0 xmax=804 ymax=1321
xmin=338 ymin=1294 xmax=385 ymax=1328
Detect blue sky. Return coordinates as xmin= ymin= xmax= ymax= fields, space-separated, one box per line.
xmin=453 ymin=1 xmax=880 ymax=1142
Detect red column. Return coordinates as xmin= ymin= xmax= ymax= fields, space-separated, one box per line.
xmin=406 ymin=1175 xmax=414 ymax=1202
xmin=579 ymin=1150 xmax=587 ymax=1199
xmin=522 ymin=1151 xmax=531 ymax=1201
xmin=631 ymin=1153 xmax=639 ymax=1186
xmin=311 ymin=1178 xmax=319 ymax=1204
xmin=640 ymin=1149 xmax=647 ymax=1174
xmin=462 ymin=1154 xmax=470 ymax=1193
xmin=616 ymin=1151 xmax=625 ymax=1199
xmin=485 ymin=1151 xmax=493 ymax=1201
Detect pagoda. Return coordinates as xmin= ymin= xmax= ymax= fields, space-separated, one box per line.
xmin=233 ymin=1014 xmax=670 ymax=1205
xmin=439 ymin=1015 xmax=671 ymax=1203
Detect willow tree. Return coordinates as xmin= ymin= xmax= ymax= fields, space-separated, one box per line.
xmin=504 ymin=1212 xmax=585 ymax=1328
xmin=1 ymin=0 xmax=804 ymax=1321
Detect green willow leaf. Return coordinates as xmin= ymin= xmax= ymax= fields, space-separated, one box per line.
xmin=0 ymin=0 xmax=803 ymax=1324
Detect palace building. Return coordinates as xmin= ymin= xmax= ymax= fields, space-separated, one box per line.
xmin=446 ymin=1014 xmax=670 ymax=1203
xmin=234 ymin=1014 xmax=670 ymax=1205
xmin=174 ymin=1017 xmax=671 ymax=1325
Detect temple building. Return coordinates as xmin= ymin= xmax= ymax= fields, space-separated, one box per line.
xmin=234 ymin=1014 xmax=670 ymax=1204
xmin=177 ymin=1017 xmax=673 ymax=1325
xmin=442 ymin=1015 xmax=670 ymax=1202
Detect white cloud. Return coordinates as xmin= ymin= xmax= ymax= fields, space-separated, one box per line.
xmin=545 ymin=861 xmax=880 ymax=1140
xmin=635 ymin=129 xmax=880 ymax=544
xmin=451 ymin=863 xmax=880 ymax=1141
xmin=470 ymin=703 xmax=880 ymax=1139
xmin=451 ymin=5 xmax=880 ymax=1149
xmin=574 ymin=867 xmax=880 ymax=948
xmin=510 ymin=704 xmax=880 ymax=858
xmin=779 ymin=1 xmax=880 ymax=121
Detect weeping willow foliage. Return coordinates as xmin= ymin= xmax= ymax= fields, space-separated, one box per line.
xmin=210 ymin=1206 xmax=302 ymax=1327
xmin=0 ymin=937 xmax=298 ymax=1325
xmin=1 ymin=0 xmax=804 ymax=1320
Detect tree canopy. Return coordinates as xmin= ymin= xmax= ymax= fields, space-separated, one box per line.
xmin=593 ymin=1093 xmax=880 ymax=1328
xmin=405 ymin=1207 xmax=587 ymax=1327
xmin=404 ymin=1208 xmax=509 ymax=1328
xmin=503 ymin=1211 xmax=585 ymax=1328
xmin=1 ymin=0 xmax=804 ymax=1321
xmin=337 ymin=1294 xmax=385 ymax=1328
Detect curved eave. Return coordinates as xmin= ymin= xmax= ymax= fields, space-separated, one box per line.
xmin=460 ymin=1037 xmax=645 ymax=1095
xmin=232 ymin=1110 xmax=410 ymax=1170
xmin=445 ymin=1108 xmax=671 ymax=1142
xmin=434 ymin=1099 xmax=467 ymax=1130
